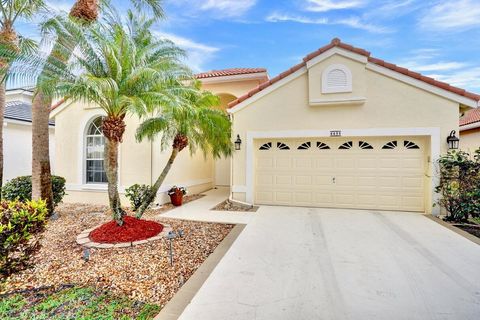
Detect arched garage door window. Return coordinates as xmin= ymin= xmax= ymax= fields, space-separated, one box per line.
xmin=85 ymin=117 xmax=108 ymax=184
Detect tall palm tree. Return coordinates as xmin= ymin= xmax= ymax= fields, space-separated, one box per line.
xmin=0 ymin=0 xmax=46 ymax=199
xmin=135 ymin=82 xmax=232 ymax=217
xmin=52 ymin=10 xmax=190 ymax=224
xmin=31 ymin=0 xmax=164 ymax=213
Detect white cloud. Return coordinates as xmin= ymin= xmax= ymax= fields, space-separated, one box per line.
xmin=396 ymin=50 xmax=480 ymax=92
xmin=266 ymin=12 xmax=391 ymax=33
xmin=401 ymin=61 xmax=468 ymax=73
xmin=46 ymin=0 xmax=73 ymax=13
xmin=419 ymin=0 xmax=480 ymax=31
xmin=172 ymin=0 xmax=257 ymax=18
xmin=427 ymin=68 xmax=480 ymax=91
xmin=303 ymin=0 xmax=368 ymax=12
xmin=155 ymin=32 xmax=220 ymax=72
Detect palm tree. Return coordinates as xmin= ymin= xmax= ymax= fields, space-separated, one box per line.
xmin=135 ymin=81 xmax=233 ymax=217
xmin=52 ymin=10 xmax=190 ymax=224
xmin=31 ymin=0 xmax=164 ymax=214
xmin=0 ymin=0 xmax=46 ymax=199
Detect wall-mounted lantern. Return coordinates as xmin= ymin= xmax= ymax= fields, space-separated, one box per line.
xmin=234 ymin=135 xmax=242 ymax=151
xmin=447 ymin=130 xmax=459 ymax=150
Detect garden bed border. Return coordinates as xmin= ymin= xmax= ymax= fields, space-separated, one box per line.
xmin=76 ymin=224 xmax=173 ymax=249
xmin=425 ymin=215 xmax=480 ymax=246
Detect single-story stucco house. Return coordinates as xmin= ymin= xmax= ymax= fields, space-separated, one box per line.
xmin=460 ymin=108 xmax=480 ymax=153
xmin=50 ymin=38 xmax=480 ymax=214
xmin=3 ymin=87 xmax=55 ymax=182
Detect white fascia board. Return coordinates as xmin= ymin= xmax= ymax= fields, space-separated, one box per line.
xmin=5 ymin=89 xmax=34 ymax=97
xmin=305 ymin=47 xmax=368 ymax=69
xmin=367 ymin=63 xmax=478 ymax=108
xmin=49 ymin=100 xmax=72 ymax=119
xmin=227 ymin=67 xmax=307 ymax=114
xmin=460 ymin=122 xmax=480 ymax=132
xmin=199 ymin=72 xmax=269 ymax=84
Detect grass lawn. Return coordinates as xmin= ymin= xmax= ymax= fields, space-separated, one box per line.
xmin=0 ymin=285 xmax=160 ymax=320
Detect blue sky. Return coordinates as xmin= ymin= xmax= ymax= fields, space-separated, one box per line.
xmin=15 ymin=0 xmax=480 ymax=92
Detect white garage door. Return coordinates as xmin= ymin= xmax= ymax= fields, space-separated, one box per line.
xmin=254 ymin=137 xmax=426 ymax=212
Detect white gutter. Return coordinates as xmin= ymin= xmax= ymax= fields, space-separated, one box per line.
xmin=460 ymin=122 xmax=480 ymax=132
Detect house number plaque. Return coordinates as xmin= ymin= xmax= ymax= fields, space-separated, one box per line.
xmin=330 ymin=130 xmax=342 ymax=137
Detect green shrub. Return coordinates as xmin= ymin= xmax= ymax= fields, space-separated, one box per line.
xmin=436 ymin=149 xmax=480 ymax=222
xmin=2 ymin=176 xmax=66 ymax=207
xmin=0 ymin=200 xmax=48 ymax=276
xmin=125 ymin=184 xmax=153 ymax=212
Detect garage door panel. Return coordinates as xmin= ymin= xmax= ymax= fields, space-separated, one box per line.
xmin=274 ymin=192 xmax=293 ymax=203
xmin=314 ymin=175 xmax=333 ymax=185
xmin=275 ymin=175 xmax=292 ymax=185
xmin=294 ymin=157 xmax=314 ymax=169
xmin=295 ymin=175 xmax=313 ymax=186
xmin=256 ymin=174 xmax=274 ymax=186
xmin=275 ymin=157 xmax=292 ymax=169
xmin=402 ymin=176 xmax=424 ymax=188
xmin=255 ymin=137 xmax=426 ymax=212
xmin=335 ymin=193 xmax=356 ymax=206
xmin=256 ymin=157 xmax=274 ymax=169
xmin=314 ymin=158 xmax=334 ymax=169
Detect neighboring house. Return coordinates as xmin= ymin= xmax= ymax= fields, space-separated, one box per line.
xmin=50 ymin=68 xmax=268 ymax=205
xmin=51 ymin=38 xmax=480 ymax=215
xmin=459 ymin=108 xmax=480 ymax=153
xmin=4 ymin=88 xmax=55 ymax=182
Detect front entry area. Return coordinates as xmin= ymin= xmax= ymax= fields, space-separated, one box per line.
xmin=254 ymin=137 xmax=427 ymax=212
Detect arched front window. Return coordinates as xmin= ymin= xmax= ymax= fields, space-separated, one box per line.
xmin=85 ymin=117 xmax=107 ymax=184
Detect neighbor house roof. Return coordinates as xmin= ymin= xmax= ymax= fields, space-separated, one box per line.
xmin=460 ymin=108 xmax=480 ymax=128
xmin=6 ymin=100 xmax=55 ymax=125
xmin=228 ymin=38 xmax=480 ymax=108
xmin=195 ymin=68 xmax=267 ymax=79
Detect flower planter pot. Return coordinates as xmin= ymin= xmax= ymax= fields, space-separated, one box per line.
xmin=169 ymin=192 xmax=184 ymax=206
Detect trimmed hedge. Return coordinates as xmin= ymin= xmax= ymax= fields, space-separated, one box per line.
xmin=2 ymin=176 xmax=66 ymax=207
xmin=436 ymin=149 xmax=480 ymax=221
xmin=0 ymin=200 xmax=48 ymax=276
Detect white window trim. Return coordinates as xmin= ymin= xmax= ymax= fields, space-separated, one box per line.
xmin=322 ymin=64 xmax=353 ymax=94
xmin=83 ymin=116 xmax=108 ymax=186
xmin=79 ymin=113 xmax=121 ymax=189
xmin=243 ymin=127 xmax=441 ymax=215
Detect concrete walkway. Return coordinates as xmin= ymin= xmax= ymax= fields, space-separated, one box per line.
xmin=158 ymin=187 xmax=255 ymax=225
xmin=178 ymin=206 xmax=480 ymax=320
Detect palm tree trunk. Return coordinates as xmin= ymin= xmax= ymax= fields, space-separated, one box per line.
xmin=31 ymin=1 xmax=99 ymax=214
xmin=104 ymin=137 xmax=125 ymax=225
xmin=136 ymin=148 xmax=179 ymax=218
xmin=0 ymin=81 xmax=5 ymax=198
xmin=31 ymin=92 xmax=54 ymax=213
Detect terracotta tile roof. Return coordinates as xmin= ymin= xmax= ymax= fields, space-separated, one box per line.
xmin=228 ymin=38 xmax=480 ymax=108
xmin=50 ymin=98 xmax=65 ymax=111
xmin=195 ymin=68 xmax=267 ymax=79
xmin=460 ymin=108 xmax=480 ymax=126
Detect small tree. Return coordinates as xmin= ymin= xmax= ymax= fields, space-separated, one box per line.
xmin=135 ymin=82 xmax=232 ymax=217
xmin=436 ymin=149 xmax=480 ymax=221
xmin=51 ymin=10 xmax=190 ymax=225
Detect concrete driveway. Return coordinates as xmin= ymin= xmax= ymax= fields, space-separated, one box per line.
xmin=178 ymin=206 xmax=480 ymax=320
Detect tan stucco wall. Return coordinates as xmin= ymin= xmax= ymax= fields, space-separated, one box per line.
xmin=202 ymin=79 xmax=264 ymax=100
xmin=230 ymin=54 xmax=460 ymax=213
xmin=460 ymin=128 xmax=480 ymax=154
xmin=53 ymin=77 xmax=261 ymax=205
xmin=54 ymin=102 xmax=214 ymax=206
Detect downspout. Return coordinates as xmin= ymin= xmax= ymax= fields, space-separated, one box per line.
xmin=150 ymin=140 xmax=153 ymax=185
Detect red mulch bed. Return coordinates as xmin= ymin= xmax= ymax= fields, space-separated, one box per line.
xmin=89 ymin=216 xmax=164 ymax=244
